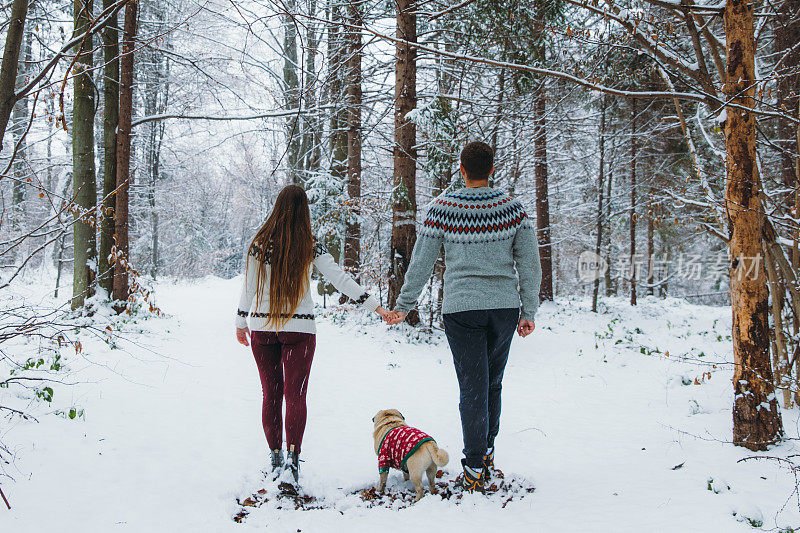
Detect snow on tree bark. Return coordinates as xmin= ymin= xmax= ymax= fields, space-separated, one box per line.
xmin=725 ymin=0 xmax=783 ymax=450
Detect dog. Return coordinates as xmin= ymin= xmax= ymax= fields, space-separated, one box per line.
xmin=372 ymin=409 xmax=449 ymax=501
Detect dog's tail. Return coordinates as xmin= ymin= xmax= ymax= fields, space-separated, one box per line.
xmin=430 ymin=442 xmax=449 ymax=467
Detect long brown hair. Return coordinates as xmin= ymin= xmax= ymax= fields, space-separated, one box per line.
xmin=249 ymin=185 xmax=314 ymax=330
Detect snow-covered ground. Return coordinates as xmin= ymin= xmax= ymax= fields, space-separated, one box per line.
xmin=3 ymin=275 xmax=800 ymax=532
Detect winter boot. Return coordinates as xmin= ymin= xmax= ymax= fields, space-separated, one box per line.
xmin=286 ymin=445 xmax=300 ymax=485
xmin=268 ymin=449 xmax=284 ymax=481
xmin=460 ymin=458 xmax=485 ymax=493
xmin=483 ymin=447 xmax=494 ymax=477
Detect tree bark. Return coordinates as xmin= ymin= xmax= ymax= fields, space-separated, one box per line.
xmin=10 ymin=20 xmax=31 ymax=229
xmin=142 ymin=3 xmax=168 ymax=280
xmin=534 ymin=81 xmax=552 ymax=301
xmin=529 ymin=9 xmax=552 ymax=300
xmin=0 ymin=0 xmax=28 ymax=153
xmin=388 ymin=0 xmax=418 ymax=325
xmin=113 ymin=0 xmax=138 ymax=306
xmin=763 ymin=245 xmax=792 ymax=407
xmin=775 ymin=0 xmax=799 ymax=204
xmin=775 ymin=0 xmax=800 ymax=344
xmin=300 ymin=0 xmax=320 ymax=177
xmin=328 ymin=1 xmax=347 ymax=200
xmin=629 ymin=97 xmax=638 ymax=306
xmin=725 ymin=0 xmax=783 ymax=450
xmin=592 ymin=97 xmax=607 ymax=312
xmin=71 ymin=0 xmax=97 ymax=310
xmin=283 ymin=0 xmax=301 ymax=184
xmin=99 ymin=0 xmax=119 ymax=296
xmin=146 ymin=66 xmax=167 ymax=280
xmin=343 ymin=1 xmax=362 ymax=277
xmin=647 ymin=208 xmax=654 ymax=296
xmin=605 ymin=167 xmax=615 ymax=296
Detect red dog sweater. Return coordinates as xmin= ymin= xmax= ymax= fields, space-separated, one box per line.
xmin=378 ymin=426 xmax=435 ymax=473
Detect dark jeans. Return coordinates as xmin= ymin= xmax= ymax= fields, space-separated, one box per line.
xmin=250 ymin=331 xmax=316 ymax=454
xmin=443 ymin=308 xmax=519 ymax=469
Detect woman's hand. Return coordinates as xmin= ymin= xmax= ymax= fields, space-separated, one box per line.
xmin=236 ymin=327 xmax=251 ymax=347
xmin=375 ymin=307 xmax=391 ymax=322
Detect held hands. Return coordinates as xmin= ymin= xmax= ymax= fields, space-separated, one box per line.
xmin=236 ymin=327 xmax=250 ymax=347
xmin=375 ymin=307 xmax=406 ymax=325
xmin=385 ymin=310 xmax=406 ymax=325
xmin=517 ymin=319 xmax=535 ymax=337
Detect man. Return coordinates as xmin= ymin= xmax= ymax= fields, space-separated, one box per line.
xmin=386 ymin=141 xmax=542 ymax=493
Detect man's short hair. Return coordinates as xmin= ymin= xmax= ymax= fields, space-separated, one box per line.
xmin=460 ymin=142 xmax=494 ymax=181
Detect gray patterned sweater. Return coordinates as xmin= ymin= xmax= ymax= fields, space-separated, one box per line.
xmin=395 ymin=186 xmax=542 ymax=320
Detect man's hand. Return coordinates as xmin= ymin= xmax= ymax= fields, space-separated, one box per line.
xmin=236 ymin=327 xmax=250 ymax=346
xmin=517 ymin=319 xmax=535 ymax=337
xmin=385 ymin=310 xmax=407 ymax=325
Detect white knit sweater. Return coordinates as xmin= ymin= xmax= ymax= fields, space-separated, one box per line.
xmin=235 ymin=241 xmax=380 ymax=334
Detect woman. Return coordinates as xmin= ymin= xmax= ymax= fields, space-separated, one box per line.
xmin=235 ymin=185 xmax=389 ymax=484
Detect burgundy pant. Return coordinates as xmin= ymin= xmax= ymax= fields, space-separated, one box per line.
xmin=250 ymin=331 xmax=316 ymax=454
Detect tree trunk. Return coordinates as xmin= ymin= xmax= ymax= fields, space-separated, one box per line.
xmin=764 ymin=245 xmax=792 ymax=407
xmin=150 ymin=60 xmax=168 ymax=280
xmin=629 ymin=97 xmax=638 ymax=306
xmin=54 ymin=174 xmax=71 ymax=298
xmin=432 ymin=36 xmax=457 ymax=322
xmin=143 ymin=9 xmax=168 ymax=280
xmin=10 ymin=21 xmax=31 ymax=230
xmin=605 ymin=167 xmax=615 ymax=296
xmin=725 ymin=0 xmax=783 ymax=450
xmin=0 ymin=0 xmax=28 ymax=153
xmin=775 ymin=0 xmax=800 ymax=346
xmin=388 ymin=0 xmax=418 ymax=325
xmin=113 ymin=0 xmax=138 ymax=306
xmin=775 ymin=0 xmax=799 ymax=206
xmin=99 ymin=0 xmax=119 ymax=296
xmin=300 ymin=0 xmax=320 ymax=177
xmin=795 ymin=102 xmax=800 ymax=407
xmin=592 ymin=97 xmax=607 ymax=312
xmin=533 ymin=54 xmax=552 ymax=302
xmin=647 ymin=210 xmax=654 ymax=296
xmin=509 ymin=87 xmax=521 ymax=196
xmin=71 ymin=0 xmax=97 ymax=310
xmin=328 ymin=1 xmax=347 ymax=201
xmin=490 ymin=63 xmax=505 ymax=187
xmin=343 ymin=2 xmax=362 ymax=277
xmin=283 ymin=0 xmax=301 ymax=184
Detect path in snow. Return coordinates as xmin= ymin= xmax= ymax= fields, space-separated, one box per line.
xmin=4 ymin=276 xmax=800 ymax=532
